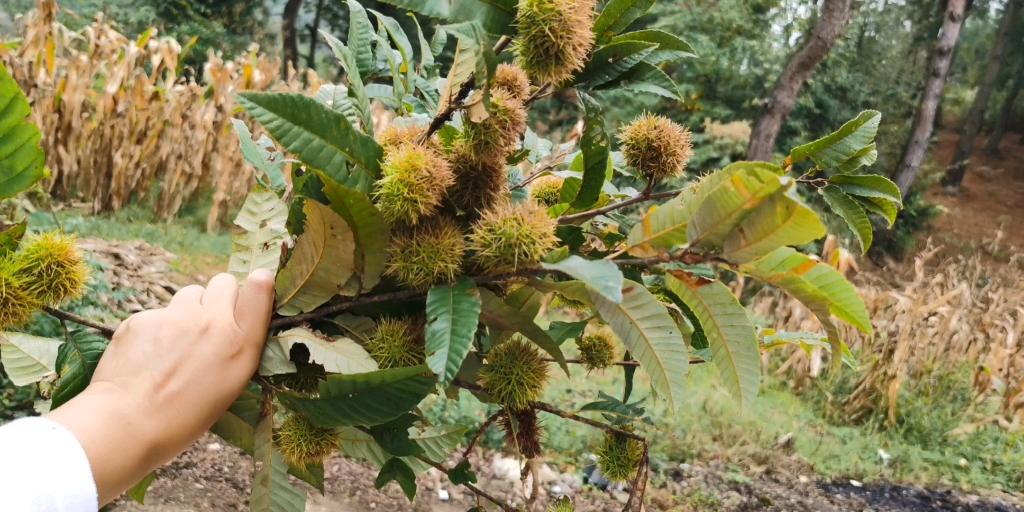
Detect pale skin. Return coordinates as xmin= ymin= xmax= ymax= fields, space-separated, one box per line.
xmin=46 ymin=269 xmax=276 ymax=505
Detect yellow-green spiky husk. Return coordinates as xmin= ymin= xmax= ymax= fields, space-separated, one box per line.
xmin=618 ymin=113 xmax=694 ymax=183
xmin=513 ymin=0 xmax=596 ymax=85
xmin=366 ymin=317 xmax=425 ymax=369
xmin=596 ymin=428 xmax=644 ymax=483
xmin=446 ymin=143 xmax=510 ymax=214
xmin=374 ymin=143 xmax=454 ymax=226
xmin=468 ymin=200 xmax=559 ymax=274
xmin=577 ymin=334 xmax=615 ymax=371
xmin=548 ymin=496 xmax=574 ymax=512
xmin=549 ymin=293 xmax=590 ymax=315
xmin=530 ymin=175 xmax=563 ymax=207
xmin=276 ymin=413 xmax=342 ymax=466
xmin=10 ymin=232 xmax=88 ymax=306
xmin=271 ymin=362 xmax=327 ymax=394
xmin=386 ymin=216 xmax=466 ymax=288
xmin=500 ymin=407 xmax=544 ymax=458
xmin=480 ymin=337 xmax=549 ymax=411
xmin=0 ymin=263 xmax=41 ymax=329
xmin=492 ymin=63 xmax=532 ymax=103
xmin=461 ymin=89 xmax=527 ymax=160
xmin=378 ymin=123 xmax=443 ymax=154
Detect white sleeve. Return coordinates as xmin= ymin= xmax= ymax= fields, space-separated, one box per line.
xmin=0 ymin=416 xmax=99 ymax=512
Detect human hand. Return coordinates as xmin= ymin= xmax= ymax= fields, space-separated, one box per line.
xmin=47 ymin=269 xmax=276 ymax=505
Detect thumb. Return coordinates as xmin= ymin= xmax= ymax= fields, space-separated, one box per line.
xmin=234 ymin=268 xmax=276 ymax=343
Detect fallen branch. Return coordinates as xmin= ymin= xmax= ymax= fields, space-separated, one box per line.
xmin=557 ymin=189 xmax=683 ymax=225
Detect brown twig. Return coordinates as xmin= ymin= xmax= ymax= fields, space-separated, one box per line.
xmin=510 ymin=147 xmax=576 ymax=191
xmin=557 ymin=189 xmax=684 ymax=225
xmin=622 ymin=442 xmax=650 ymax=512
xmin=532 ymin=401 xmax=646 ymax=442
xmin=492 ymin=36 xmax=513 ymax=55
xmin=547 ymin=358 xmax=708 ymax=367
xmin=43 ymin=306 xmax=117 ymax=338
xmin=523 ymin=83 xmax=553 ymax=106
xmin=415 ymin=456 xmax=516 ymax=512
xmin=460 ymin=411 xmax=502 ymax=462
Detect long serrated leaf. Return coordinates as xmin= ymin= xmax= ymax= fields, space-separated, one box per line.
xmin=666 ymin=272 xmax=758 ymax=408
xmin=836 ymin=143 xmax=877 ymax=173
xmin=802 ymin=262 xmax=872 ymax=336
xmin=576 ymin=41 xmax=658 ymax=88
xmin=609 ymin=29 xmax=698 ymax=62
xmin=252 ymin=405 xmax=306 ymax=512
xmin=588 ymin=280 xmax=688 ymax=409
xmin=346 ymin=0 xmax=377 ymax=77
xmin=546 ymin=320 xmax=589 ymax=346
xmin=232 ymin=119 xmax=286 ymax=191
xmin=288 ymin=462 xmax=325 ymax=494
xmin=829 ymin=174 xmax=902 ymax=204
xmin=0 ymin=332 xmax=62 ymax=386
xmin=541 ymin=255 xmax=623 ymax=303
xmin=278 ymin=366 xmax=435 ymax=427
xmin=786 ymin=110 xmax=880 ymax=169
xmin=50 ymin=331 xmax=108 ymax=409
xmin=127 ymin=472 xmax=157 ymax=504
xmin=687 ymin=166 xmax=785 ymax=251
xmin=624 ymin=193 xmax=690 ymax=257
xmin=437 ymin=40 xmax=475 ymax=113
xmin=425 ymin=276 xmax=483 ymax=386
xmin=820 ymin=184 xmax=872 ymax=254
xmin=229 ymin=188 xmax=288 ymax=281
xmin=321 ymin=31 xmax=373 ymax=131
xmin=376 ymin=0 xmax=517 ymax=36
xmin=593 ymin=0 xmax=658 ymax=44
xmin=598 ymin=61 xmax=682 ymax=100
xmin=259 ymin=337 xmax=297 ymax=376
xmin=478 ymin=288 xmax=568 ymax=374
xmin=338 ymin=424 xmax=468 ymax=474
xmin=678 ymin=162 xmax=783 ymax=223
xmin=0 ymin=220 xmax=26 ymax=258
xmin=570 ymin=92 xmax=609 ymax=210
xmin=375 ymin=458 xmax=417 ymax=501
xmin=856 ymin=196 xmax=898 ymax=228
xmin=319 ymin=172 xmax=390 ymax=292
xmin=276 ymin=201 xmax=356 ymax=315
xmin=369 ymin=10 xmax=416 ymax=88
xmin=273 ymin=328 xmax=379 ymax=374
xmin=720 ymin=190 xmax=826 ymax=263
xmin=409 ymin=14 xmax=435 ymax=72
xmin=210 ymin=389 xmax=260 ymax=455
xmin=236 ymin=92 xmax=383 ymax=192
xmin=0 ymin=62 xmax=47 ymax=201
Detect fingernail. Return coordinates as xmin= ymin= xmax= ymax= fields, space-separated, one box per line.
xmin=250 ymin=268 xmax=275 ymax=282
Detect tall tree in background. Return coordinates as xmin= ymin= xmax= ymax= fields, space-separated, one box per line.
xmin=746 ymin=0 xmax=855 ymax=161
xmin=282 ymin=0 xmax=304 ymax=79
xmin=941 ymin=0 xmax=1022 ymax=192
xmin=305 ymin=0 xmax=327 ymax=71
xmin=984 ymin=61 xmax=1023 ymax=157
xmin=891 ymin=0 xmax=968 ymax=194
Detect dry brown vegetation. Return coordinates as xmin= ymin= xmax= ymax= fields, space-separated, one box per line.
xmin=0 ymin=0 xmax=311 ymax=229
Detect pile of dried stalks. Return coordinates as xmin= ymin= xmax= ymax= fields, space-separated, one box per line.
xmin=0 ymin=1 xmax=312 ymax=229
xmin=754 ymin=236 xmax=1024 ymax=430
xmin=77 ymin=238 xmax=179 ymax=312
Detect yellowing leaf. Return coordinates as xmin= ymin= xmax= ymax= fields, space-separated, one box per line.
xmin=0 ymin=332 xmax=62 ymax=386
xmin=720 ymin=191 xmax=826 ymax=263
xmin=228 ymin=188 xmax=288 ymax=281
xmin=273 ymin=327 xmax=379 ymax=375
xmin=687 ymin=166 xmax=785 ymax=251
xmin=276 ymin=201 xmax=356 ymax=316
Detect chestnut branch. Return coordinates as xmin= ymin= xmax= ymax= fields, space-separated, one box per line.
xmin=556 ymin=189 xmax=684 ymax=225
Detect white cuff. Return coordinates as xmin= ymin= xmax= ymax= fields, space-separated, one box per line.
xmin=0 ymin=416 xmax=99 ymax=511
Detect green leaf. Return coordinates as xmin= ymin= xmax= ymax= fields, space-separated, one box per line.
xmin=0 ymin=220 xmax=26 ymax=258
xmin=210 ymin=389 xmax=260 ymax=455
xmin=478 ymin=288 xmax=568 ymax=374
xmin=232 ymin=119 xmax=286 ymax=191
xmin=252 ymin=407 xmax=307 ymax=512
xmin=236 ymin=92 xmax=383 ymax=192
xmin=546 ymin=321 xmax=589 ymax=346
xmin=666 ymin=272 xmax=759 ymax=408
xmin=0 ymin=62 xmax=47 ymax=201
xmin=369 ymin=10 xmax=416 ymax=88
xmin=623 ymin=193 xmax=690 ymax=257
xmin=828 ymin=174 xmax=903 ymax=205
xmin=588 ymin=280 xmax=688 ymax=409
xmin=319 ymin=172 xmax=390 ymax=292
xmin=288 ymin=462 xmax=325 ymax=494
xmin=375 ymin=458 xmax=417 ymax=501
xmin=278 ymin=366 xmax=435 ymax=427
xmin=409 ymin=14 xmax=435 ymax=72
xmin=127 ymin=471 xmax=157 ymax=504
xmin=593 ymin=0 xmax=658 ymax=44
xmin=378 ymin=0 xmax=517 ymax=36
xmin=856 ymin=196 xmax=898 ymax=228
xmin=369 ymin=413 xmax=425 ymax=457
xmin=820 ymin=185 xmax=872 ymax=254
xmin=276 ymin=200 xmax=356 ymax=315
xmin=786 ymin=110 xmax=880 ymax=169
xmin=576 ymin=41 xmax=658 ymax=88
xmin=687 ymin=166 xmax=785 ymax=251
xmin=801 ymin=261 xmax=872 ymax=336
xmin=568 ymin=92 xmax=610 ymax=210
xmin=0 ymin=332 xmax=62 ymax=386
xmin=762 ymin=331 xmax=830 ymax=355
xmin=609 ymin=29 xmax=698 ymax=62
xmin=720 ymin=190 xmax=827 ymax=263
xmin=259 ymin=337 xmax=298 ymax=376
xmin=448 ymin=460 xmax=477 ymax=485
xmin=331 ymin=314 xmax=378 ymax=345
xmin=339 ymin=424 xmax=468 ymax=474
xmin=599 ymin=61 xmax=682 ymax=100
xmin=50 ymin=331 xmax=109 ymax=410
xmin=437 ymin=39 xmax=476 ymax=113
xmin=438 ymin=22 xmax=497 ymax=100
xmin=426 ymin=276 xmax=483 ymax=386
xmin=229 ymin=188 xmax=289 ymax=281
xmin=346 ymin=0 xmax=377 ymax=78
xmin=541 ymin=255 xmax=623 ymax=303
xmin=321 ymin=31 xmax=373 ymax=131
xmin=678 ymin=162 xmax=783 ymax=226
xmin=273 ymin=328 xmax=379 ymax=374
xmin=836 ymin=143 xmax=877 ymax=173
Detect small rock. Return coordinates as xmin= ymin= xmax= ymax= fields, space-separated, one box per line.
xmin=207 ymin=443 xmax=223 ymax=451
xmin=612 ymin=491 xmax=630 ymax=504
xmin=878 ymin=449 xmax=891 ymax=466
xmin=775 ymin=433 xmax=794 ymax=450
xmin=438 ymin=489 xmax=450 ymax=502
xmin=491 ymin=455 xmax=521 ymax=483
xmin=798 ymin=475 xmax=810 ymax=484
xmin=194 ymin=483 xmax=205 ymax=490
xmin=538 ymin=463 xmax=559 ymax=483
xmin=369 ymin=503 xmax=376 ymax=510
xmin=679 ymin=463 xmax=693 ymax=474
xmin=850 ymin=480 xmax=863 ymax=487
xmin=551 ymin=485 xmax=563 ymax=496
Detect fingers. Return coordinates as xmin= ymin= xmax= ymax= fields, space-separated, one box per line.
xmin=169 ymin=285 xmax=204 ymax=308
xmin=234 ymin=269 xmax=276 ymax=343
xmin=201 ymin=273 xmax=240 ymax=310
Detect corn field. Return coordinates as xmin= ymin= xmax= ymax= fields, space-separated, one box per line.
xmin=755 ymin=235 xmax=1024 ymax=431
xmin=0 ymin=0 xmax=312 ymax=229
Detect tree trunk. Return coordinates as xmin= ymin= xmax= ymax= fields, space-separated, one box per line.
xmin=984 ymin=69 xmax=1022 ymax=157
xmin=306 ymin=0 xmax=326 ymax=72
xmin=890 ymin=0 xmax=968 ymax=195
xmin=281 ymin=0 xmax=304 ymax=80
xmin=746 ymin=0 xmax=855 ymax=162
xmin=941 ymin=0 xmax=1022 ymax=192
